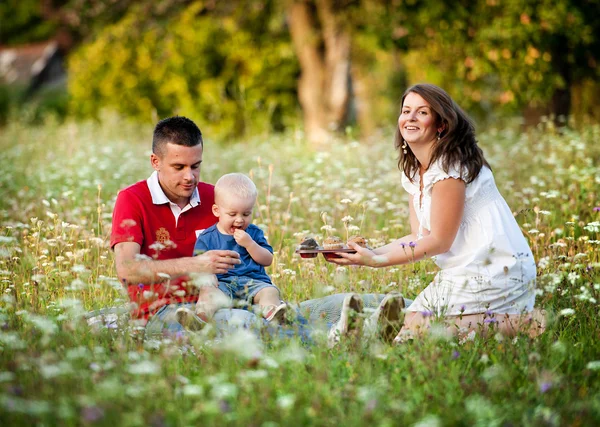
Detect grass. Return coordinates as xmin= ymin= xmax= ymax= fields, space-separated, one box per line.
xmin=0 ymin=115 xmax=599 ymax=426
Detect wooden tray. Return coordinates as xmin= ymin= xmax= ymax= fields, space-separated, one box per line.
xmin=295 ymin=247 xmax=356 ymax=259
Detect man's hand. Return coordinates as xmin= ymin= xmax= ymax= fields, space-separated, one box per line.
xmin=233 ymin=229 xmax=253 ymax=248
xmin=191 ymin=250 xmax=241 ymax=274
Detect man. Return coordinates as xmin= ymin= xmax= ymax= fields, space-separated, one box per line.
xmin=111 ymin=116 xmax=243 ymax=333
xmin=110 ymin=115 xmax=407 ymax=341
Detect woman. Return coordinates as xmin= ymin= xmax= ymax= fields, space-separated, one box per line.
xmin=329 ymin=83 xmax=545 ymax=340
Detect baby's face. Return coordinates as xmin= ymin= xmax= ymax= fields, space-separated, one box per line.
xmin=213 ymin=194 xmax=256 ymax=235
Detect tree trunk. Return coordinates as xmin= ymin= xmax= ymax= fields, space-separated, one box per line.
xmin=350 ymin=63 xmax=375 ymax=139
xmin=287 ymin=0 xmax=352 ymax=144
xmin=549 ymin=35 xmax=572 ymax=126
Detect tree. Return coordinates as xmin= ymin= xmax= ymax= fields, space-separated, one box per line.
xmin=286 ymin=0 xmax=353 ymax=143
xmin=402 ymin=0 xmax=600 ymax=124
xmin=0 ymin=0 xmax=58 ymax=45
xmin=67 ymin=1 xmax=299 ymax=139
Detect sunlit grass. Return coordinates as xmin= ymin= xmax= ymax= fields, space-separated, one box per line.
xmin=0 ymin=116 xmax=599 ymax=425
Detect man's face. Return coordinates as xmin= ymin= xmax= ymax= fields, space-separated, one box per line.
xmin=150 ymin=142 xmax=203 ymax=207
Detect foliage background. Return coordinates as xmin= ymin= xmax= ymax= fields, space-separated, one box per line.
xmin=1 ymin=0 xmax=599 ymax=136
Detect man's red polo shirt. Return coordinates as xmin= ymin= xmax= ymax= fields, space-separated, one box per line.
xmin=111 ymin=173 xmax=217 ymax=320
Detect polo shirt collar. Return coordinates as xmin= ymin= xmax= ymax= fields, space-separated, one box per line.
xmin=147 ymin=171 xmax=200 ymax=207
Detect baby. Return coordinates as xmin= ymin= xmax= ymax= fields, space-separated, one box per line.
xmin=177 ymin=173 xmax=286 ymax=329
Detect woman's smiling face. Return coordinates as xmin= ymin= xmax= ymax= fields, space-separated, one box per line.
xmin=398 ymin=92 xmax=439 ymax=146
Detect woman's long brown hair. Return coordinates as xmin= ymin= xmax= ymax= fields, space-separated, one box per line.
xmin=394 ymin=83 xmax=490 ymax=184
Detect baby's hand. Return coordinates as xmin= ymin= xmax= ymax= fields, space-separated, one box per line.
xmin=233 ymin=229 xmax=253 ymax=247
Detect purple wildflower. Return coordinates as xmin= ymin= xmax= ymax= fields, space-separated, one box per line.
xmin=594 ymin=206 xmax=600 ymax=212
xmin=365 ymin=399 xmax=378 ymax=413
xmin=81 ymin=405 xmax=105 ymax=423
xmin=539 ymin=382 xmax=552 ymax=393
xmin=106 ymin=322 xmax=118 ymax=330
xmin=8 ymin=385 xmax=23 ymax=396
xmin=484 ymin=317 xmax=498 ymax=324
xmin=400 ymin=242 xmax=406 ymax=248
xmin=459 ymin=305 xmax=466 ymax=313
xmin=421 ymin=310 xmax=433 ymax=318
xmin=409 ymin=241 xmax=417 ymax=248
xmin=452 ymin=350 xmax=460 ymax=360
xmin=219 ymin=400 xmax=232 ymax=413
xmin=149 ymin=413 xmax=167 ymax=427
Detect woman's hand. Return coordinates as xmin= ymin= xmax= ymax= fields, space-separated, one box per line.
xmin=326 ymin=241 xmax=383 ymax=267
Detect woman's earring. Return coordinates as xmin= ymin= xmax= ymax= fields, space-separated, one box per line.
xmin=437 ymin=131 xmax=442 ymax=141
xmin=402 ymin=140 xmax=407 ymax=154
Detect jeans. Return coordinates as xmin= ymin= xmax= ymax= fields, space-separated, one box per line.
xmin=144 ymin=293 xmax=413 ymax=343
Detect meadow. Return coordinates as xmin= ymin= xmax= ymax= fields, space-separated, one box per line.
xmin=0 ymin=115 xmax=599 ymax=426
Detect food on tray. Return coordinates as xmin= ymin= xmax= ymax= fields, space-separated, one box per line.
xmin=298 ymin=237 xmax=319 ymax=250
xmin=347 ymin=235 xmax=367 ymax=248
xmin=322 ymin=236 xmax=344 ymax=250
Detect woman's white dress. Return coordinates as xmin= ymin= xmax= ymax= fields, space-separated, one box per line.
xmin=402 ymin=160 xmax=536 ymax=316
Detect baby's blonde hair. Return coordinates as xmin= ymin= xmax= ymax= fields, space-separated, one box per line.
xmin=214 ymin=173 xmax=258 ymax=204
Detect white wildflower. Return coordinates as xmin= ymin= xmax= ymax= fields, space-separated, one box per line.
xmin=149 ymin=242 xmax=165 ymax=251
xmin=538 ymin=256 xmax=550 ymax=269
xmin=71 ymin=264 xmax=90 ymax=274
xmin=413 ymin=414 xmax=442 ymax=427
xmin=584 ymin=221 xmax=600 ymax=232
xmin=182 ymin=384 xmax=204 ymax=397
xmin=40 ymin=362 xmax=73 ymax=379
xmin=320 ymin=225 xmax=336 ymax=233
xmin=127 ymin=360 xmax=160 ymax=375
xmin=142 ymin=291 xmax=157 ymax=300
xmin=28 ymin=315 xmax=58 ymax=335
xmin=0 ymin=372 xmax=16 ymax=382
xmin=567 ymin=272 xmax=580 ymax=285
xmin=559 ymin=308 xmax=575 ymax=317
xmin=277 ymin=394 xmax=296 ymax=410
xmin=211 ymin=383 xmax=238 ymax=400
xmin=276 ymin=341 xmax=307 ymax=364
xmin=214 ymin=329 xmax=263 ymax=361
xmin=238 ymin=370 xmax=268 ymax=381
xmin=586 ymin=361 xmax=600 ymax=370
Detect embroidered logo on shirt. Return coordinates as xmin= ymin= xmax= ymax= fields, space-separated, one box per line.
xmin=156 ymin=227 xmax=170 ymax=243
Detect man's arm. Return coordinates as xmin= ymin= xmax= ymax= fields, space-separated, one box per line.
xmin=114 ymin=241 xmax=241 ymax=285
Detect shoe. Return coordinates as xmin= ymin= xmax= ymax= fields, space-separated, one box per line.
xmin=176 ymin=307 xmax=207 ymax=332
xmin=328 ymin=294 xmax=364 ymax=348
xmin=263 ymin=303 xmax=288 ymax=324
xmin=364 ymin=292 xmax=405 ymax=344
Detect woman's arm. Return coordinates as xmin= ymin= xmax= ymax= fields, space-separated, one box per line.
xmin=331 ymin=178 xmax=466 ymax=267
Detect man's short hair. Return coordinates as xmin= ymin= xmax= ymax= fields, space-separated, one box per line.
xmin=152 ymin=116 xmax=203 ymax=156
xmin=214 ymin=173 xmax=258 ymax=203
